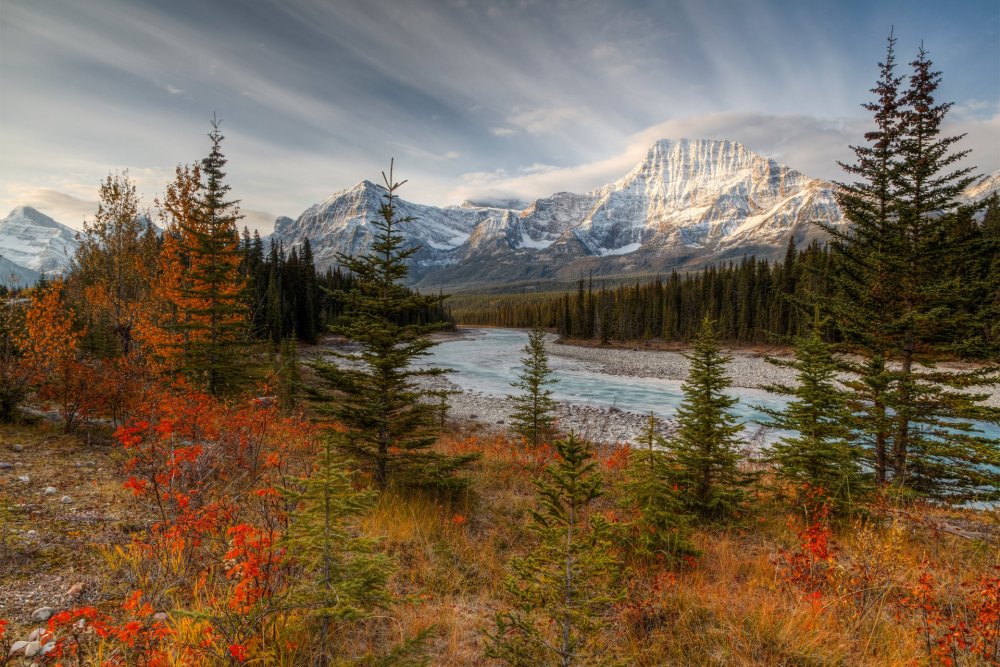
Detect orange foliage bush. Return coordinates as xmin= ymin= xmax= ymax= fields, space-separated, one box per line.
xmin=18 ymin=281 xmax=98 ymax=432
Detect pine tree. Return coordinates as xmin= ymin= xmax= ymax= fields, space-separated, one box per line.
xmin=620 ymin=414 xmax=695 ymax=563
xmin=281 ymin=436 xmax=394 ymax=666
xmin=311 ymin=162 xmax=476 ymax=491
xmin=819 ymin=37 xmax=1000 ymax=500
xmin=508 ymin=324 xmax=559 ymax=447
xmin=667 ymin=317 xmax=752 ymax=521
xmin=822 ymin=30 xmax=904 ymax=484
xmin=485 ymin=432 xmax=619 ymax=666
xmin=758 ymin=318 xmax=868 ymax=514
xmin=144 ymin=119 xmax=248 ymax=395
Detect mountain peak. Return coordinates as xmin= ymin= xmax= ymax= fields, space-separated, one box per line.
xmin=4 ymin=206 xmax=66 ymax=230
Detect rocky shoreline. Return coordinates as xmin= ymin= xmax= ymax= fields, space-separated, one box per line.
xmin=428 ymin=328 xmax=1000 ymax=445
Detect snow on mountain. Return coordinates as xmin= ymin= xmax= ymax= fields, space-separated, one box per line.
xmin=272 ymin=180 xmax=481 ymax=278
xmin=0 ymin=255 xmax=39 ymax=287
xmin=0 ymin=206 xmax=79 ymax=276
xmin=573 ymin=138 xmax=841 ymax=255
xmin=269 ymin=141 xmax=998 ymax=288
xmin=962 ymin=170 xmax=1000 ymax=204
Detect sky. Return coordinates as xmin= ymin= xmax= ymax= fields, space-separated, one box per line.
xmin=1 ymin=0 xmax=998 ymax=234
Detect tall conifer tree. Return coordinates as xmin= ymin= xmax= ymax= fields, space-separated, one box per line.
xmin=145 ymin=119 xmax=247 ymax=395
xmin=311 ymin=162 xmax=476 ymax=491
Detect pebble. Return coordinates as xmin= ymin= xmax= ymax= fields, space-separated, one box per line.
xmin=66 ymin=582 xmax=84 ymax=599
xmin=26 ymin=529 xmax=37 ymax=537
xmin=30 ymin=607 xmax=54 ymax=622
xmin=8 ymin=640 xmax=28 ymax=657
xmin=17 ymin=475 xmax=30 ymax=483
xmin=12 ymin=444 xmax=23 ymax=452
xmin=60 ymin=495 xmax=73 ymax=504
xmin=44 ymin=486 xmax=57 ymax=496
xmin=41 ymin=641 xmax=56 ymax=655
xmin=153 ymin=612 xmax=169 ymax=622
xmin=0 ymin=462 xmax=11 ymax=469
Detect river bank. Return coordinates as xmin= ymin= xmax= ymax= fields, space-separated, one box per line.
xmin=426 ymin=327 xmax=1000 ymax=445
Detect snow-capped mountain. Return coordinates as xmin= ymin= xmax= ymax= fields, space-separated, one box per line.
xmin=963 ymin=171 xmax=1000 ymax=205
xmin=273 ymin=139 xmax=846 ymax=286
xmin=0 ymin=206 xmax=79 ymax=277
xmin=272 ymin=180 xmax=482 ymax=277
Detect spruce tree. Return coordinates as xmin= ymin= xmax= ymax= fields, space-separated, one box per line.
xmin=281 ymin=436 xmax=394 ymax=666
xmin=508 ymin=324 xmax=559 ymax=447
xmin=822 ymin=31 xmax=904 ymax=484
xmin=310 ymin=162 xmax=476 ymax=491
xmin=758 ymin=320 xmax=867 ymax=514
xmin=668 ymin=317 xmax=752 ymax=521
xmin=485 ymin=432 xmax=619 ymax=667
xmin=819 ymin=36 xmax=1000 ymax=500
xmin=620 ymin=414 xmax=695 ymax=563
xmin=146 ymin=118 xmax=248 ymax=395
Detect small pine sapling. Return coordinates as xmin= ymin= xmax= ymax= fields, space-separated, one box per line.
xmin=485 ymin=432 xmax=620 ymax=666
xmin=667 ymin=317 xmax=755 ymax=521
xmin=508 ymin=324 xmax=559 ymax=447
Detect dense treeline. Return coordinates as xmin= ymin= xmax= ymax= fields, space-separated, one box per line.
xmin=240 ymin=230 xmax=453 ymax=346
xmin=453 ymin=197 xmax=1000 ymax=353
xmin=452 ymin=239 xmax=834 ymax=345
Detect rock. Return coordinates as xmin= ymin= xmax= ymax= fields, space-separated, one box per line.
xmin=153 ymin=612 xmax=169 ymax=622
xmin=30 ymin=607 xmax=54 ymax=622
xmin=26 ymin=628 xmax=51 ymax=643
xmin=24 ymin=640 xmax=41 ymax=657
xmin=0 ymin=462 xmax=12 ymax=469
xmin=26 ymin=529 xmax=37 ymax=537
xmin=17 ymin=475 xmax=30 ymax=483
xmin=44 ymin=486 xmax=57 ymax=496
xmin=40 ymin=641 xmax=56 ymax=655
xmin=60 ymin=495 xmax=72 ymax=504
xmin=66 ymin=582 xmax=84 ymax=599
xmin=8 ymin=640 xmax=28 ymax=657
xmin=12 ymin=444 xmax=23 ymax=452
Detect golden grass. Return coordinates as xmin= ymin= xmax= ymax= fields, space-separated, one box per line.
xmin=3 ymin=422 xmax=998 ymax=665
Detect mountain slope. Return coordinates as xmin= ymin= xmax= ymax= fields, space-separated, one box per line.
xmin=265 ymin=144 xmax=1000 ymax=289
xmin=0 ymin=206 xmax=79 ymax=275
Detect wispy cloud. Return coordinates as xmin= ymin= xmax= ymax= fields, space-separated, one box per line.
xmin=0 ymin=0 xmax=995 ymax=221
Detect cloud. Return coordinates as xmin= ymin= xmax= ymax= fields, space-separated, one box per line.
xmin=448 ymin=109 xmax=1000 ymax=205
xmin=505 ymin=106 xmax=585 ymax=135
xmin=490 ymin=127 xmax=517 ymax=137
xmin=164 ymin=84 xmax=185 ymax=95
xmin=241 ymin=209 xmax=279 ymax=235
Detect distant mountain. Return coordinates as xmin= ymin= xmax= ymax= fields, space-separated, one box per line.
xmin=0 ymin=206 xmax=79 ymax=277
xmin=963 ymin=171 xmax=1000 ymax=205
xmin=272 ymin=180 xmax=484 ymax=279
xmin=0 ymin=255 xmax=39 ymax=287
xmin=272 ymin=138 xmax=848 ymax=287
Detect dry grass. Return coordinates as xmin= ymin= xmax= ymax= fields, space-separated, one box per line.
xmin=2 ymin=421 xmax=998 ymax=665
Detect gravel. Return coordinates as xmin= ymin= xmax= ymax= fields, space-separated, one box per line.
xmin=432 ymin=335 xmax=1000 ymax=444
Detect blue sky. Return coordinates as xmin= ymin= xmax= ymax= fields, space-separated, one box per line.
xmin=1 ymin=0 xmax=997 ymax=233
